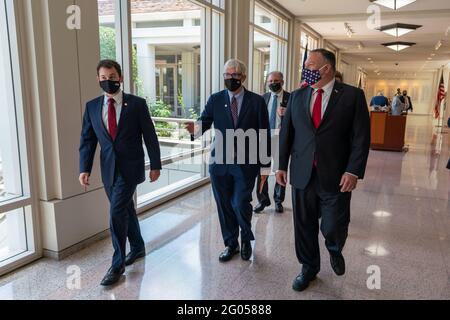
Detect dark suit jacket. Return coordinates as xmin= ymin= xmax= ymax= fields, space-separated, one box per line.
xmin=79 ymin=93 xmax=162 ymax=187
xmin=198 ymin=88 xmax=271 ymax=177
xmin=399 ymin=95 xmax=413 ymax=109
xmin=263 ymin=90 xmax=291 ymax=127
xmin=279 ymin=82 xmax=370 ymax=192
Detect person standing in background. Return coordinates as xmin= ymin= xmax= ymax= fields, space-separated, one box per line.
xmin=254 ymin=71 xmax=290 ymax=214
xmin=400 ymin=90 xmax=413 ymax=112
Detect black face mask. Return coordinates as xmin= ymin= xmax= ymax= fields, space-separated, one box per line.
xmin=403 ymin=93 xmax=407 ymax=96
xmin=269 ymin=83 xmax=282 ymax=93
xmin=225 ymin=78 xmax=242 ymax=92
xmin=100 ymin=80 xmax=121 ymax=95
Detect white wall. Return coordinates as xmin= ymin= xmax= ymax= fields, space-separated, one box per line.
xmin=366 ymin=72 xmax=437 ymax=115
xmin=20 ymin=0 xmax=111 ymax=256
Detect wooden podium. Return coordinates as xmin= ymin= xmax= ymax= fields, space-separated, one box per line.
xmin=370 ymin=111 xmax=407 ymax=151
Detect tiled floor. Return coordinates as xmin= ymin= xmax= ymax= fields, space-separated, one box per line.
xmin=0 ymin=114 xmax=449 ymax=300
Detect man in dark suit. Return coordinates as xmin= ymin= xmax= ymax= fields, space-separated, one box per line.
xmin=276 ymin=49 xmax=370 ymax=292
xmin=400 ymin=90 xmax=413 ymax=112
xmin=79 ymin=60 xmax=162 ymax=286
xmin=186 ymin=59 xmax=271 ymax=262
xmin=254 ymin=71 xmax=290 ymax=214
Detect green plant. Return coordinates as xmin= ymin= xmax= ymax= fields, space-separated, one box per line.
xmin=99 ymin=26 xmax=143 ymax=96
xmin=150 ymin=100 xmax=175 ymax=138
xmin=150 ymin=100 xmax=172 ymax=118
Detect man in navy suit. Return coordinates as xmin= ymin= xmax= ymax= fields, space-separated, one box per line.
xmin=79 ymin=60 xmax=161 ymax=286
xmin=186 ymin=59 xmax=271 ymax=262
xmin=277 ymin=49 xmax=370 ymax=291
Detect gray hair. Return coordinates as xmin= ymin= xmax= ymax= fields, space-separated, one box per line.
xmin=224 ymin=59 xmax=247 ymax=76
xmin=266 ymin=71 xmax=284 ymax=81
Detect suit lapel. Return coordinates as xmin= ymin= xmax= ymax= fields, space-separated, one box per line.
xmin=223 ymin=91 xmax=235 ymax=128
xmin=320 ymin=82 xmax=344 ymax=127
xmin=264 ymin=93 xmax=270 ymax=106
xmin=237 ymin=89 xmax=250 ymax=127
xmin=116 ymin=92 xmax=129 ymax=136
xmin=97 ymin=95 xmax=112 ymax=142
xmin=303 ymin=87 xmax=314 ymax=129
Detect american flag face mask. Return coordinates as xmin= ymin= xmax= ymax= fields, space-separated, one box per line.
xmin=301 ymin=65 xmax=326 ymax=86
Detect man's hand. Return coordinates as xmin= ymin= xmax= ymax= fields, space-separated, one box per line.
xmin=149 ymin=170 xmax=161 ymax=183
xmin=184 ymin=122 xmax=199 ymax=135
xmin=340 ymin=173 xmax=358 ymax=192
xmin=79 ymin=173 xmax=90 ymax=187
xmin=259 ymin=175 xmax=268 ymax=193
xmin=276 ymin=170 xmax=287 ymax=187
xmin=277 ymin=107 xmax=287 ymax=117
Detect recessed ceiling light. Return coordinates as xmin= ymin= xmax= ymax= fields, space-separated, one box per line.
xmin=430 ymin=53 xmax=436 ymax=57
xmin=368 ymin=57 xmax=372 ymax=60
xmin=382 ymin=41 xmax=416 ymax=51
xmin=369 ymin=0 xmax=417 ymax=10
xmin=427 ymin=57 xmax=432 ymax=60
xmin=377 ymin=23 xmax=422 ymax=37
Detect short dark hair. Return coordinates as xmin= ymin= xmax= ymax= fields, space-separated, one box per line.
xmin=311 ymin=49 xmax=336 ymax=71
xmin=97 ymin=59 xmax=122 ymax=77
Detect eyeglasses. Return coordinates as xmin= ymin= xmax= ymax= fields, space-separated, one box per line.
xmin=223 ymin=73 xmax=243 ymax=79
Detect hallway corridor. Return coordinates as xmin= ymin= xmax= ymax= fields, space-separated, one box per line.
xmin=0 ymin=115 xmax=449 ymax=300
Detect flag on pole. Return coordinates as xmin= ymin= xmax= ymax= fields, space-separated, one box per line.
xmin=300 ymin=44 xmax=308 ymax=88
xmin=434 ymin=73 xmax=445 ymax=119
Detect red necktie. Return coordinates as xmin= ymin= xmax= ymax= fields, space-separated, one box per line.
xmin=312 ymin=88 xmax=323 ymax=129
xmin=312 ymin=89 xmax=323 ymax=167
xmin=108 ymin=98 xmax=117 ymax=140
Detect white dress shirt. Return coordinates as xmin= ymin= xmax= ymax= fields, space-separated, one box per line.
xmin=309 ymin=79 xmax=335 ymax=118
xmin=102 ymin=89 xmax=123 ymax=129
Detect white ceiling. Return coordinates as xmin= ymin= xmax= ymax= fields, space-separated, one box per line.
xmin=276 ymin=0 xmax=450 ymax=73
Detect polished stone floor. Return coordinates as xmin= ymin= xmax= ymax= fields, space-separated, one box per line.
xmin=0 ymin=114 xmax=449 ymax=300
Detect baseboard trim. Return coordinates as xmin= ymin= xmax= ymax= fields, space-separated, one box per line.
xmin=43 ymin=229 xmax=110 ymax=260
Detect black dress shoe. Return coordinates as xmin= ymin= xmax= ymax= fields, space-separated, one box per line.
xmin=100 ymin=266 xmax=125 ymax=286
xmin=219 ymin=246 xmax=239 ymax=262
xmin=125 ymin=250 xmax=146 ymax=266
xmin=330 ymin=253 xmax=345 ymax=276
xmin=275 ymin=203 xmax=284 ymax=213
xmin=253 ymin=202 xmax=270 ymax=213
xmin=240 ymin=241 xmax=252 ymax=261
xmin=292 ymin=273 xmax=317 ymax=292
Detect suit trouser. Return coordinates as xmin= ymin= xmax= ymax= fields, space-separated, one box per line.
xmin=210 ymin=165 xmax=257 ymax=249
xmin=291 ymin=168 xmax=351 ymax=276
xmin=104 ymin=170 xmax=145 ymax=270
xmin=256 ymin=174 xmax=286 ymax=205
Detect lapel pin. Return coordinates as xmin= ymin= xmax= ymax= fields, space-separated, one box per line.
xmin=124 ymin=103 xmax=128 ymax=107
xmin=334 ymin=89 xmax=339 ymax=93
xmin=225 ymin=104 xmax=228 ymax=108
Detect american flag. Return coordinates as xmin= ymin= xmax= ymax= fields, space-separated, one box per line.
xmin=434 ymin=73 xmax=445 ymax=119
xmin=300 ymin=44 xmax=308 ymax=87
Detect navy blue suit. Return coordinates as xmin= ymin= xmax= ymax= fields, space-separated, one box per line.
xmin=79 ymin=92 xmax=161 ymax=270
xmin=198 ymin=89 xmax=271 ymax=248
